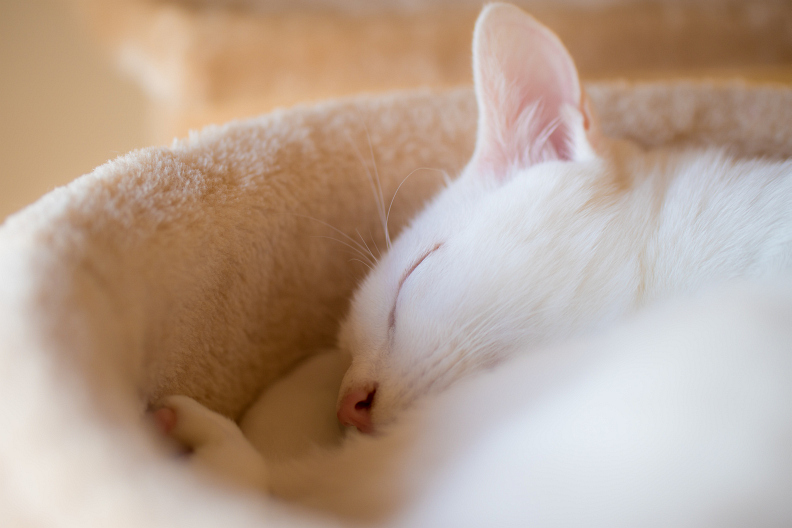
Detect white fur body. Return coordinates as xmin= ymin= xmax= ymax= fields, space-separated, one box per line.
xmin=158 ymin=3 xmax=792 ymax=525
xmin=339 ymin=142 xmax=792 ymax=424
xmin=163 ymin=280 xmax=792 ymax=526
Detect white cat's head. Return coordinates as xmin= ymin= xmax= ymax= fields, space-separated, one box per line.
xmin=337 ymin=3 xmax=606 ymax=433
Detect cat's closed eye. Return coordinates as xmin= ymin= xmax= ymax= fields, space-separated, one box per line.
xmin=389 ymin=242 xmax=444 ymax=329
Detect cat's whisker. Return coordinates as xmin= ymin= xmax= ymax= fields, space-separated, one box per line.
xmin=345 ymin=127 xmax=390 ymax=253
xmin=348 ymin=258 xmax=375 ymax=272
xmin=424 ymin=299 xmax=538 ymax=385
xmin=265 ymin=196 xmax=381 ymax=272
xmin=369 ymin=227 xmax=383 ymax=259
xmin=431 ymin=282 xmax=557 ymax=369
xmin=355 ymin=228 xmax=378 ymax=264
xmin=312 ymin=236 xmax=377 ymax=267
xmin=286 ymin=212 xmax=375 ymax=263
xmin=363 ymin=124 xmax=391 ymax=250
xmin=419 ymin=307 xmax=502 ymax=380
xmin=385 ymin=167 xmax=449 ymax=247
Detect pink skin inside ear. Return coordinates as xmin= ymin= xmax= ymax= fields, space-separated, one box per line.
xmin=337 ymin=387 xmax=376 ymax=434
xmin=152 ymin=407 xmax=177 ymax=434
xmin=473 ymin=4 xmax=585 ymax=172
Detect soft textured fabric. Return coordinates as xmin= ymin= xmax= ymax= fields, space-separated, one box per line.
xmin=1 ymin=82 xmax=791 ymax=526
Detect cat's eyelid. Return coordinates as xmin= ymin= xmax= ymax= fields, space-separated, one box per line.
xmin=388 ymin=242 xmax=444 ymax=330
xmin=400 ymin=243 xmax=443 ymax=290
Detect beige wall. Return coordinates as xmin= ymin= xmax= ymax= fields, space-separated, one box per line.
xmin=0 ymin=0 xmax=148 ymax=222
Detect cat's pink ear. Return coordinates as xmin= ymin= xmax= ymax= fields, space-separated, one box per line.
xmin=471 ymin=3 xmax=595 ymax=177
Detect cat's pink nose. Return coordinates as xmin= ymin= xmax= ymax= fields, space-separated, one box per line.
xmin=337 ymin=386 xmax=377 ymax=434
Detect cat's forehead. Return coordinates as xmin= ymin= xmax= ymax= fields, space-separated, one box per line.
xmin=412 ymin=159 xmax=599 ymax=236
xmin=344 ymin=159 xmax=605 ymax=339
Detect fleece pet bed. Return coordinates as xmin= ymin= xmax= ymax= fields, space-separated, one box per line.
xmin=1 ymin=82 xmax=792 ymax=526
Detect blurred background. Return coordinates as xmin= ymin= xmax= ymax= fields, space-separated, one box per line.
xmin=2 ymin=0 xmax=791 ymax=222
xmin=0 ymin=0 xmax=147 ymax=221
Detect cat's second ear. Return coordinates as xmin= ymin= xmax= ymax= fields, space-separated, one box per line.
xmin=471 ymin=3 xmax=596 ymax=177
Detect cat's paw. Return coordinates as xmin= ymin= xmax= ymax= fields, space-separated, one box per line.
xmin=153 ymin=395 xmax=269 ymax=491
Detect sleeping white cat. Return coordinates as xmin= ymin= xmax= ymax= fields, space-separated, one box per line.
xmin=332 ymin=3 xmax=791 ymax=433
xmin=154 ymin=3 xmax=792 ymax=525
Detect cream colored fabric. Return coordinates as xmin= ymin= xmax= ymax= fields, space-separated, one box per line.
xmin=1 ymin=82 xmax=791 ymax=526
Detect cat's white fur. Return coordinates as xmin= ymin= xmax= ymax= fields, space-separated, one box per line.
xmin=335 ymin=3 xmax=792 ymax=428
xmin=162 ymin=281 xmax=792 ymax=525
xmin=157 ymin=3 xmax=792 ymax=525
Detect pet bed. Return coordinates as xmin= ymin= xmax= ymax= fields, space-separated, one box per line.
xmin=1 ymin=81 xmax=791 ymax=526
